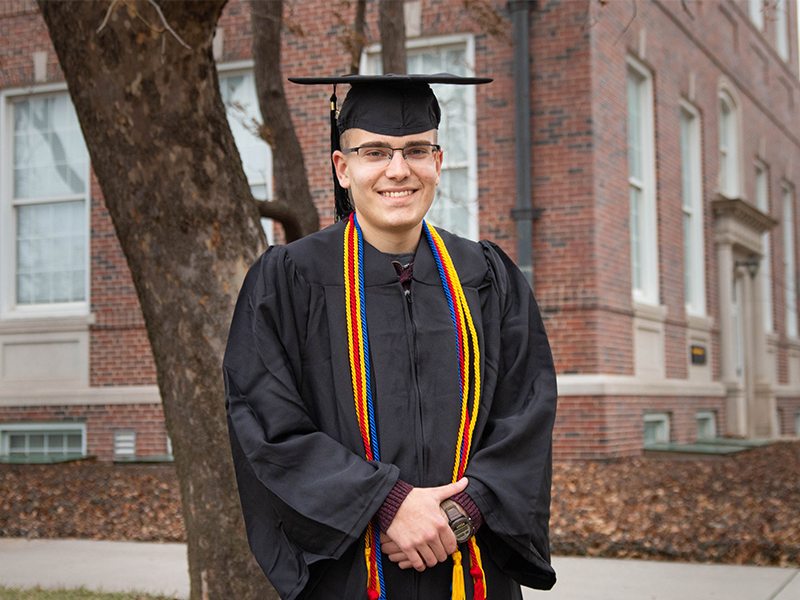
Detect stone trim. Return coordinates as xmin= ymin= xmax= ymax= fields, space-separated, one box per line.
xmin=0 ymin=385 xmax=161 ymax=407
xmin=557 ymin=374 xmax=726 ymax=397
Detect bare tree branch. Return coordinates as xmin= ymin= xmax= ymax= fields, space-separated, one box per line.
xmin=97 ymin=0 xmax=191 ymax=49
xmin=613 ymin=0 xmax=637 ymax=44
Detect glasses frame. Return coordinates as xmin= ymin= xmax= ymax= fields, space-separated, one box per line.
xmin=341 ymin=143 xmax=442 ymax=164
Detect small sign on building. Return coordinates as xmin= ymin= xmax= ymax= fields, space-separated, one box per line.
xmin=690 ymin=345 xmax=707 ymax=365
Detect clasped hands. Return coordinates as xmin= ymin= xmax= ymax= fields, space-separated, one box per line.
xmin=380 ymin=477 xmax=468 ymax=572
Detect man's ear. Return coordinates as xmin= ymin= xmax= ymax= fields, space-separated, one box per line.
xmin=434 ymin=147 xmax=443 ymax=186
xmin=332 ymin=151 xmax=351 ymax=188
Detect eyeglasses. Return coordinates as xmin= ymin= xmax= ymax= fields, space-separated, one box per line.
xmin=342 ymin=143 xmax=441 ymax=165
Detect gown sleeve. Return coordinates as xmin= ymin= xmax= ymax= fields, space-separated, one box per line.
xmin=463 ymin=241 xmax=558 ymax=590
xmin=223 ymin=246 xmax=399 ymax=592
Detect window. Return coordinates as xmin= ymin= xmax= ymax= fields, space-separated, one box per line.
xmin=775 ymin=0 xmax=789 ymax=61
xmin=681 ymin=104 xmax=705 ymax=316
xmin=696 ymin=411 xmax=717 ymax=441
xmin=644 ymin=413 xmax=670 ymax=446
xmin=0 ymin=422 xmax=86 ymax=460
xmin=218 ymin=67 xmax=274 ymax=244
xmin=783 ymin=184 xmax=797 ymax=338
xmin=627 ymin=57 xmax=658 ymax=305
xmin=796 ymin=410 xmax=800 ymax=436
xmin=1 ymin=90 xmax=90 ymax=317
xmin=718 ymin=92 xmax=739 ymax=198
xmin=364 ymin=36 xmax=478 ymax=240
xmin=749 ymin=0 xmax=764 ymax=29
xmin=113 ymin=430 xmax=136 ymax=460
xmin=756 ymin=162 xmax=773 ymax=331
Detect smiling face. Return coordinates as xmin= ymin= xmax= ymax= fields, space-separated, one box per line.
xmin=332 ymin=128 xmax=443 ymax=253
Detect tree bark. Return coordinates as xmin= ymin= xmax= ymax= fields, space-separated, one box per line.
xmin=379 ymin=0 xmax=406 ymax=74
xmin=250 ymin=0 xmax=319 ymax=242
xmin=37 ymin=1 xmax=277 ymax=598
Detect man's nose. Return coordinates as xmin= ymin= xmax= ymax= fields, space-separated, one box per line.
xmin=385 ymin=149 xmax=411 ymax=178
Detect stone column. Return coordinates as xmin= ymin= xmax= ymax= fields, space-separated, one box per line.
xmin=751 ymin=262 xmax=778 ymax=438
xmin=718 ymin=242 xmax=746 ymax=436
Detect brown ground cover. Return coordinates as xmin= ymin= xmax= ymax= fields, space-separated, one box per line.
xmin=1 ymin=441 xmax=798 ymax=567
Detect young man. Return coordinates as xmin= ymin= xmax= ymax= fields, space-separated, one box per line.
xmin=224 ymin=75 xmax=557 ymax=600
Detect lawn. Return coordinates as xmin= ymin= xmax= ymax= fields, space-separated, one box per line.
xmin=0 ymin=587 xmax=176 ymax=600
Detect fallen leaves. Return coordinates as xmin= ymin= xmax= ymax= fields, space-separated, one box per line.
xmin=1 ymin=441 xmax=798 ymax=568
xmin=550 ymin=441 xmax=800 ymax=567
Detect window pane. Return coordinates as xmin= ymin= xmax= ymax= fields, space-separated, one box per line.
xmin=47 ymin=434 xmax=65 ymax=454
xmin=630 ymin=185 xmax=642 ymax=291
xmin=429 ymin=168 xmax=470 ymax=239
xmin=67 ymin=434 xmax=82 ymax=452
xmin=8 ymin=434 xmax=26 ymax=455
xmin=16 ymin=200 xmax=86 ymax=305
xmin=220 ymin=72 xmax=273 ymax=197
xmin=28 ymin=434 xmax=45 ymax=452
xmin=13 ymin=95 xmax=88 ymax=200
xmin=626 ymin=74 xmax=642 ymax=181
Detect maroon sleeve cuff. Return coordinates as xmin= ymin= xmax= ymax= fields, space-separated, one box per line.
xmin=451 ymin=491 xmax=483 ymax=532
xmin=376 ymin=479 xmax=414 ymax=533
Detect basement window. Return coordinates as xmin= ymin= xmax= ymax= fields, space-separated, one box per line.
xmin=0 ymin=422 xmax=85 ymax=461
xmin=696 ymin=411 xmax=717 ymax=441
xmin=644 ymin=413 xmax=670 ymax=446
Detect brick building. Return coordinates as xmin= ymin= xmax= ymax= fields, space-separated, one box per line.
xmin=0 ymin=0 xmax=798 ymax=461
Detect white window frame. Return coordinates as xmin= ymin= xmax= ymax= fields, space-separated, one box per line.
xmin=361 ymin=34 xmax=479 ymax=241
xmin=755 ymin=160 xmax=773 ymax=332
xmin=775 ymin=0 xmax=789 ymax=61
xmin=0 ymin=421 xmax=87 ymax=458
xmin=680 ymin=101 xmax=705 ymax=317
xmin=718 ymin=90 xmax=740 ymax=199
xmin=0 ymin=83 xmax=91 ymax=321
xmin=217 ymin=60 xmax=275 ymax=245
xmin=643 ymin=412 xmax=670 ymax=445
xmin=749 ymin=0 xmax=765 ymax=30
xmin=784 ymin=183 xmax=798 ymax=338
xmin=696 ymin=410 xmax=717 ymax=441
xmin=626 ymin=56 xmax=658 ymax=306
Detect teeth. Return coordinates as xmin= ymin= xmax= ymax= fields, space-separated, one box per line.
xmin=382 ymin=190 xmax=414 ymax=198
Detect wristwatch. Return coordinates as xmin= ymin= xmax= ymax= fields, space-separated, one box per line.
xmin=441 ymin=499 xmax=474 ymax=543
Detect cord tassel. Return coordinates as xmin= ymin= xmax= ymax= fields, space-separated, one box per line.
xmin=452 ymin=549 xmax=466 ymax=600
xmin=469 ymin=538 xmax=487 ymax=600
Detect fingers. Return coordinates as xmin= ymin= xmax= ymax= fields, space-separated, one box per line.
xmin=433 ymin=477 xmax=469 ymax=501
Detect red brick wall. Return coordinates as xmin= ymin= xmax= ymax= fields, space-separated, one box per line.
xmin=0 ymin=404 xmax=168 ymax=461
xmin=554 ymin=394 xmax=729 ymax=460
xmin=777 ymin=398 xmax=800 ymax=435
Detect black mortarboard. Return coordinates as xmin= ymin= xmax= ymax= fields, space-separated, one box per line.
xmin=289 ymin=74 xmax=492 ymax=221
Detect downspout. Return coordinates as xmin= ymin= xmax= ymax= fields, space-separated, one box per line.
xmin=509 ymin=0 xmax=538 ymax=290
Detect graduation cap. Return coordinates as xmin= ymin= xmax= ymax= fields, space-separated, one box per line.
xmin=289 ymin=74 xmax=492 ymax=221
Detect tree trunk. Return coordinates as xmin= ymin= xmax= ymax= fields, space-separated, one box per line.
xmin=37 ymin=1 xmax=277 ymax=598
xmin=379 ymin=0 xmax=406 ymax=74
xmin=250 ymin=0 xmax=318 ymax=242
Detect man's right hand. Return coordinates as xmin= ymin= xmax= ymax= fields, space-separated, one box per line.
xmin=382 ymin=477 xmax=468 ymax=571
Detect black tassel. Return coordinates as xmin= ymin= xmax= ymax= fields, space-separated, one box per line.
xmin=330 ymin=86 xmax=353 ymax=221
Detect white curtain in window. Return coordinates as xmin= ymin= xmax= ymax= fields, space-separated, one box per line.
xmin=12 ymin=94 xmax=88 ymax=306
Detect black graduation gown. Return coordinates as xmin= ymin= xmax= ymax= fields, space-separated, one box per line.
xmin=224 ymin=221 xmax=557 ymax=600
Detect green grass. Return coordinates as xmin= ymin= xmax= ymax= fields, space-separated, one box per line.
xmin=0 ymin=587 xmax=179 ymax=600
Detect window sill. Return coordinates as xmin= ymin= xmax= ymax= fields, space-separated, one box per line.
xmin=0 ymin=313 xmax=95 ymax=334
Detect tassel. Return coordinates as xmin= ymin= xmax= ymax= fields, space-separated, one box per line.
xmin=451 ymin=550 xmax=466 ymax=600
xmin=469 ymin=538 xmax=487 ymax=600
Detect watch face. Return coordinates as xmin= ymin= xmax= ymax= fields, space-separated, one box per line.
xmin=453 ymin=520 xmax=473 ymax=543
